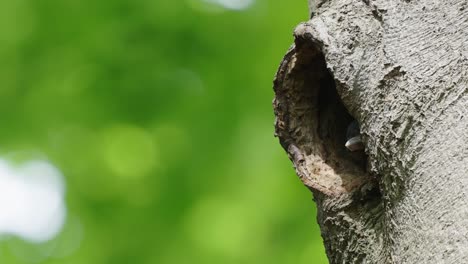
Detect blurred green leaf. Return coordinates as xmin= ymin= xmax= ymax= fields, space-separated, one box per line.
xmin=0 ymin=0 xmax=327 ymax=263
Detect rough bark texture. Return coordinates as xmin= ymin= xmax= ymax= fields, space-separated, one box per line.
xmin=273 ymin=1 xmax=468 ymax=263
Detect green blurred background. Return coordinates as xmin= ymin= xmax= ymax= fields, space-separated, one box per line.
xmin=0 ymin=0 xmax=327 ymax=263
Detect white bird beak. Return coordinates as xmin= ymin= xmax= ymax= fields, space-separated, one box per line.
xmin=345 ymin=136 xmax=364 ymax=151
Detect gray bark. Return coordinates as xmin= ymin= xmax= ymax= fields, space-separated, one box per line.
xmin=273 ymin=0 xmax=468 ymax=263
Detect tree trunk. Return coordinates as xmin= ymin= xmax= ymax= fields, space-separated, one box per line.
xmin=273 ymin=0 xmax=468 ymax=263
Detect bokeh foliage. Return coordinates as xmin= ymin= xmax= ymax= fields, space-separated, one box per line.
xmin=0 ymin=0 xmax=327 ymax=263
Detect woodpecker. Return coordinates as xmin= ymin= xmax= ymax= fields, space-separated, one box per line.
xmin=345 ymin=120 xmax=364 ymax=151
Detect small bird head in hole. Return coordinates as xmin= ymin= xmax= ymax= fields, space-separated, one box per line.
xmin=345 ymin=120 xmax=365 ymax=151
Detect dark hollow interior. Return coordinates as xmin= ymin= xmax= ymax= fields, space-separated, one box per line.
xmin=313 ymin=54 xmax=368 ymax=172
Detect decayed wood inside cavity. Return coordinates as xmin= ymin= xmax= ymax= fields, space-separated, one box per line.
xmin=274 ymin=42 xmax=373 ymax=196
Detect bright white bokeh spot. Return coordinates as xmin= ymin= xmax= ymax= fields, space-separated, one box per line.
xmin=204 ymin=0 xmax=254 ymax=10
xmin=0 ymin=159 xmax=66 ymax=243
